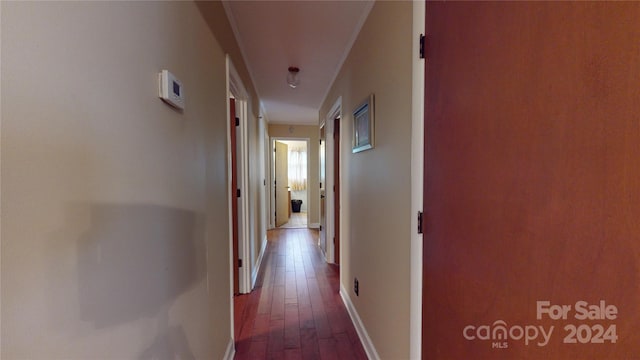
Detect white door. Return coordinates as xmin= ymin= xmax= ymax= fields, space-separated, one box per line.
xmin=275 ymin=141 xmax=289 ymax=227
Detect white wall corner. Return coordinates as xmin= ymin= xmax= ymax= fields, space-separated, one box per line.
xmin=339 ymin=284 xmax=381 ymax=360
xmin=223 ymin=338 xmax=235 ymax=360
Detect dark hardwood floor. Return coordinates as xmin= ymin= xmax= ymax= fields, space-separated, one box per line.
xmin=234 ymin=228 xmax=368 ymax=360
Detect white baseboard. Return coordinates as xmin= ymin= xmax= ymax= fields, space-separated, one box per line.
xmin=340 ymin=284 xmax=380 ymax=360
xmin=223 ymin=338 xmax=235 ymax=360
xmin=309 ymin=223 xmax=320 ymax=229
xmin=251 ymin=235 xmax=268 ymax=288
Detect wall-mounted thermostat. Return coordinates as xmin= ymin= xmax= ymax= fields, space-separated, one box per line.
xmin=158 ymin=69 xmax=184 ymax=110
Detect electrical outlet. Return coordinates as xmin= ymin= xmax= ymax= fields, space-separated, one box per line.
xmin=354 ymin=278 xmax=359 ymax=296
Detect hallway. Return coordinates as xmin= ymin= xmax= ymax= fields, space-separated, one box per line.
xmin=234 ymin=229 xmax=367 ymax=360
xmin=278 ymin=212 xmax=308 ymax=229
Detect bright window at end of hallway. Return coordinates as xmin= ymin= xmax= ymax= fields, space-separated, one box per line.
xmin=288 ymin=144 xmax=307 ymax=190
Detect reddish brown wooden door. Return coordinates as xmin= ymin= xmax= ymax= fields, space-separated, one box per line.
xmin=230 ymin=98 xmax=239 ymax=295
xmin=423 ymin=2 xmax=640 ymax=359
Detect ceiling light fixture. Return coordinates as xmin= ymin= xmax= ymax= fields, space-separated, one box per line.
xmin=287 ymin=66 xmax=300 ymax=88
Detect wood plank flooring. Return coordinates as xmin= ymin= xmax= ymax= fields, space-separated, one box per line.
xmin=278 ymin=212 xmax=307 ymax=229
xmin=234 ymin=229 xmax=368 ymax=360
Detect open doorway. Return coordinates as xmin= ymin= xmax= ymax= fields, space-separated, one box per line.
xmin=323 ymin=98 xmax=341 ymax=264
xmin=227 ymin=56 xmax=254 ymax=353
xmin=227 ymin=59 xmax=250 ymax=296
xmin=229 ymin=97 xmax=240 ymax=295
xmin=271 ymin=138 xmax=310 ymax=229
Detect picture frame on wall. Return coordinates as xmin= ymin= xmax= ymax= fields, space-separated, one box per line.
xmin=352 ymin=94 xmax=375 ymax=153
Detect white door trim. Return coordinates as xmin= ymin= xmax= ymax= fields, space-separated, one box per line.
xmin=269 ymin=137 xmax=311 ymax=229
xmin=226 ymin=55 xmax=252 ymax=299
xmin=410 ymin=2 xmax=426 ymax=359
xmin=323 ymin=97 xmax=341 ymax=264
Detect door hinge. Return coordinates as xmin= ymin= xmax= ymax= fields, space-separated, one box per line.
xmin=333 ymin=236 xmax=336 ymax=244
xmin=238 ymin=259 xmax=243 ymax=268
xmin=319 ymin=225 xmax=323 ymax=232
xmin=418 ymin=211 xmax=424 ymax=234
xmin=237 ymin=189 xmax=241 ymax=198
xmin=419 ymin=34 xmax=426 ymax=59
xmin=235 ymin=117 xmax=240 ymax=126
xmin=320 ymin=182 xmax=322 ymax=188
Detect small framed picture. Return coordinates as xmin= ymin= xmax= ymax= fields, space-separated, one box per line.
xmin=352 ymin=94 xmax=374 ymax=153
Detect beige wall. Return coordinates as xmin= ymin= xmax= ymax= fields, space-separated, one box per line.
xmin=1 ymin=1 xmax=242 ymax=358
xmin=319 ymin=2 xmax=413 ymax=358
xmin=268 ymin=124 xmax=320 ymax=226
xmin=197 ymin=1 xmax=259 ymax=117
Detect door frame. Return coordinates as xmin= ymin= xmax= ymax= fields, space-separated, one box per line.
xmin=322 ymin=97 xmax=341 ymax=264
xmin=226 ymin=56 xmax=252 ymax=298
xmin=411 ymin=1 xmax=426 ymax=358
xmin=319 ymin=124 xmax=326 ymax=253
xmin=259 ymin=110 xmax=269 ymax=255
xmin=230 ymin=97 xmax=239 ymax=296
xmin=333 ymin=117 xmax=341 ymax=265
xmin=269 ymin=136 xmax=311 ymax=229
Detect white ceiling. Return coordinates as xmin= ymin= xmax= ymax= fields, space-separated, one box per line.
xmin=223 ymin=0 xmax=374 ymax=125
